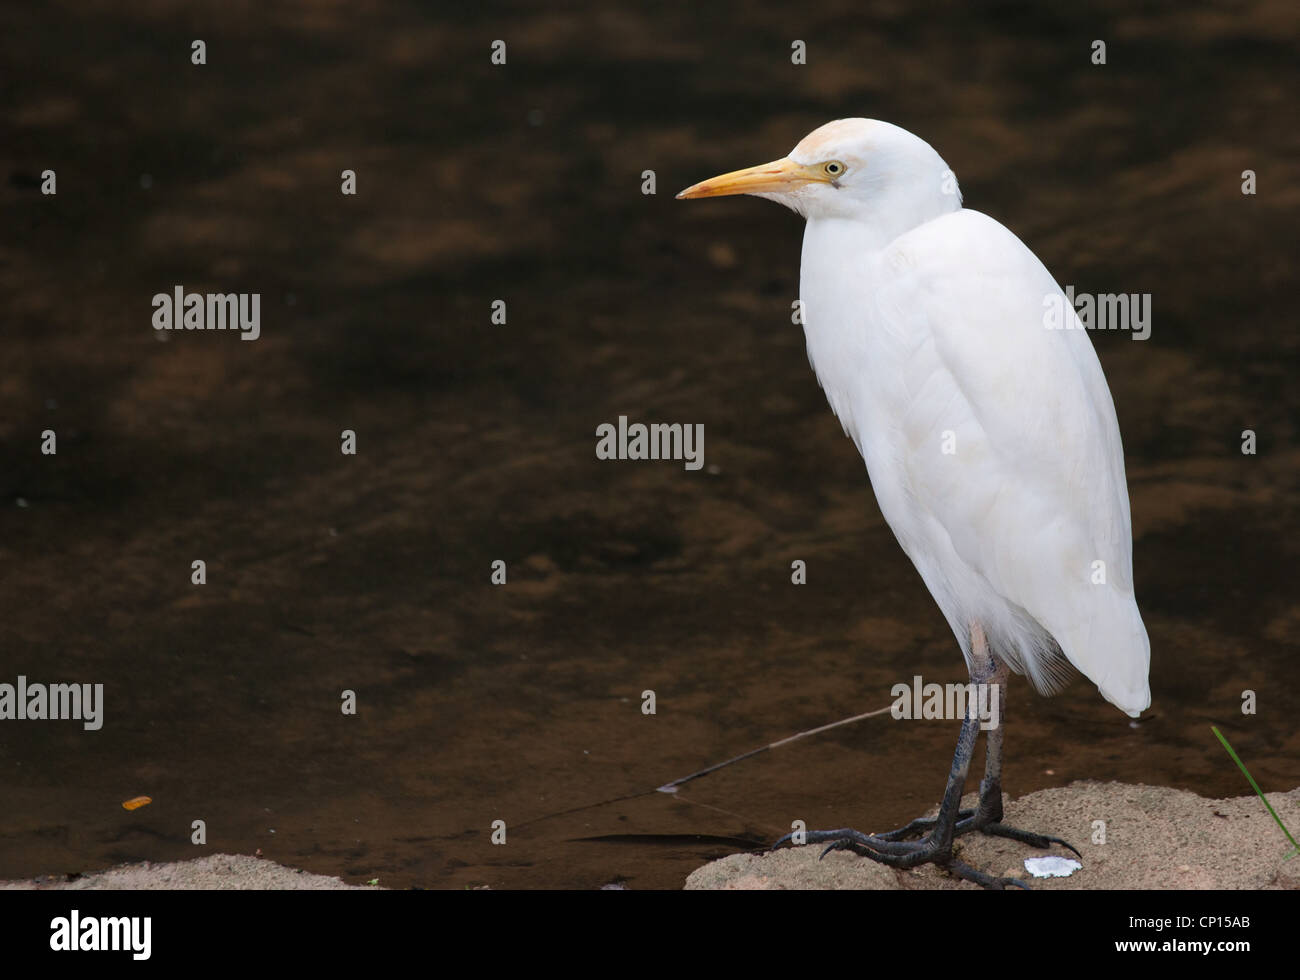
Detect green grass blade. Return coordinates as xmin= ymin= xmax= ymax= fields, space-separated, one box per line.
xmin=1212 ymin=726 xmax=1299 ymax=859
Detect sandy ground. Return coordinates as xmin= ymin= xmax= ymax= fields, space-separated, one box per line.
xmin=1 ymin=854 xmax=372 ymax=890
xmin=687 ymin=782 xmax=1300 ymax=890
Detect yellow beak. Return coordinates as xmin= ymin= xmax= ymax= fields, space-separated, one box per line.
xmin=676 ymin=157 xmax=825 ymax=199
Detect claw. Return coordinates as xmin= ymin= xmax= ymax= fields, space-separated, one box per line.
xmin=1047 ymin=837 xmax=1082 ymax=859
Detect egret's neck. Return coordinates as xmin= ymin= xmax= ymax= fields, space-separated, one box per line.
xmin=803 ymin=214 xmax=900 ymax=256
xmin=797 ymin=208 xmax=949 ymax=448
xmin=798 ymin=216 xmax=898 ymax=322
xmin=799 ymin=186 xmax=959 ymax=307
xmin=794 ymin=220 xmax=875 ymax=449
xmin=796 ymin=171 xmax=961 ymax=427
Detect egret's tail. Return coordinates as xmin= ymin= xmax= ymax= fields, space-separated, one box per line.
xmin=1055 ymin=596 xmax=1152 ymax=718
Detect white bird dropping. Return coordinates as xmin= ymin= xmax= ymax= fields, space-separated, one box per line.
xmin=1025 ymin=856 xmax=1083 ymax=879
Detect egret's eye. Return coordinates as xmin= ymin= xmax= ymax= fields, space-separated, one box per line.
xmin=823 ymin=160 xmax=847 ymax=178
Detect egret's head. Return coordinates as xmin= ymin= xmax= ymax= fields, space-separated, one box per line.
xmin=677 ymin=118 xmax=960 ymax=229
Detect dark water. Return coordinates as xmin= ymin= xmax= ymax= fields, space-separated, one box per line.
xmin=1 ymin=1 xmax=1296 ymax=888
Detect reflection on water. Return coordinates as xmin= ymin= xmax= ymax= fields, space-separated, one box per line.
xmin=1 ymin=2 xmax=1296 ymax=888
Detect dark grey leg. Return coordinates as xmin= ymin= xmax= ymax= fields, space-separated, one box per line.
xmin=772 ymin=622 xmax=1076 ymax=888
xmin=972 ymin=655 xmax=1080 ymax=855
xmin=974 ymin=657 xmax=1008 ymax=826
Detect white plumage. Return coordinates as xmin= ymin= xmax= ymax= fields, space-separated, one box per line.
xmin=680 ymin=118 xmax=1150 ymax=718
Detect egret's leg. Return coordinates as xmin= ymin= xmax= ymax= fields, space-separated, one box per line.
xmin=872 ymin=653 xmax=1077 ymax=854
xmin=970 ymin=656 xmax=1080 ymax=855
xmin=875 ymin=642 xmax=998 ymax=842
xmin=860 ymin=650 xmax=1079 ymax=855
xmin=773 ymin=625 xmax=1030 ymax=888
xmin=974 ymin=656 xmax=1009 ymax=825
xmin=771 ymin=623 xmax=1074 ymax=888
xmin=772 ymin=706 xmax=987 ymax=866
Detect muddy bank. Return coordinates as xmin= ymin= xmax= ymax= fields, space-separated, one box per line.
xmin=686 ymin=782 xmax=1300 ymax=889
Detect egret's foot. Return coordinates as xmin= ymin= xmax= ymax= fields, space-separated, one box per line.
xmin=773 ymin=825 xmax=1017 ymax=888
xmin=872 ymin=811 xmax=1081 ymax=858
xmin=772 ymin=816 xmax=1076 ymax=890
xmin=773 ymin=826 xmax=941 ymax=864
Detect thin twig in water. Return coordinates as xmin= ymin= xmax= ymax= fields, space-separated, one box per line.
xmin=509 ymin=704 xmax=894 ymax=835
xmin=656 ymin=704 xmax=894 ymax=793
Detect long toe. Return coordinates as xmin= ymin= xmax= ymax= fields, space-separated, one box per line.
xmin=946 ymin=859 xmax=1031 ymax=890
xmin=810 ymin=830 xmax=931 ymax=859
xmin=773 ymin=827 xmax=939 ymax=867
xmin=873 ymin=808 xmax=977 ymax=841
xmin=774 ymin=827 xmax=925 ymax=858
xmin=982 ymin=822 xmax=1081 ymax=858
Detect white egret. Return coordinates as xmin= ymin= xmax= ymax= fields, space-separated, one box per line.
xmin=678 ymin=119 xmax=1150 ymax=889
